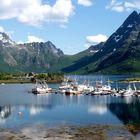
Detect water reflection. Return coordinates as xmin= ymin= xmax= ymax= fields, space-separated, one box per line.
xmin=0 ymin=106 xmax=11 ymax=119
xmin=0 ymin=106 xmax=11 ymax=124
xmin=29 ymin=105 xmax=44 ymax=116
xmin=0 ymin=89 xmax=140 ymax=136
xmin=122 ymin=96 xmax=133 ymax=104
xmin=109 ymin=97 xmax=140 ymax=135
xmin=88 ymin=104 xmax=107 ymax=115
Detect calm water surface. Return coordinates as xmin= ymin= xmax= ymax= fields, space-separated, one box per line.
xmin=0 ymin=75 xmax=140 ymax=135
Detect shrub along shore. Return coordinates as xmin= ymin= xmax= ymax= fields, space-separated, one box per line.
xmin=0 ymin=73 xmax=64 ymax=84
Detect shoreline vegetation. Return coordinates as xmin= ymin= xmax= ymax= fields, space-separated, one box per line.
xmin=0 ymin=73 xmax=64 ymax=84
xmin=0 ymin=73 xmax=140 ymax=84
xmin=119 ymin=77 xmax=140 ymax=83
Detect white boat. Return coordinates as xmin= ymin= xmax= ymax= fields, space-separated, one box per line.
xmin=111 ymin=83 xmax=124 ymax=96
xmin=59 ymin=81 xmax=71 ymax=90
xmin=133 ymin=83 xmax=140 ymax=97
xmin=91 ymin=80 xmax=103 ymax=95
xmin=83 ymin=86 xmax=94 ymax=94
xmin=102 ymin=85 xmax=111 ymax=91
xmin=58 ymin=84 xmax=72 ymax=95
xmin=91 ymin=79 xmax=111 ymax=95
xmin=77 ymin=84 xmax=94 ymax=93
xmin=58 ymin=83 xmax=71 ymax=94
xmin=32 ymin=80 xmax=52 ymax=94
xmin=58 ymin=77 xmax=74 ymax=94
xmin=101 ymin=85 xmax=112 ymax=95
xmin=60 ymin=80 xmax=89 ymax=95
xmin=92 ymin=89 xmax=103 ymax=95
xmin=121 ymin=84 xmax=134 ymax=97
xmin=113 ymin=89 xmax=125 ymax=97
xmin=77 ymin=84 xmax=87 ymax=92
xmin=101 ymin=79 xmax=112 ymax=95
xmin=65 ymin=87 xmax=81 ymax=95
xmin=136 ymin=90 xmax=140 ymax=97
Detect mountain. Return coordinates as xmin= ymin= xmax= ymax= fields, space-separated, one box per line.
xmin=59 ymin=42 xmax=105 ymax=73
xmin=89 ymin=42 xmax=104 ymax=52
xmin=0 ymin=33 xmax=63 ymax=73
xmin=0 ymin=11 xmax=140 ymax=74
xmin=62 ymin=11 xmax=140 ymax=74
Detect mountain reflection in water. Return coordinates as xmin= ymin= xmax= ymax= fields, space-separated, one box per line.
xmin=109 ymin=97 xmax=140 ymax=135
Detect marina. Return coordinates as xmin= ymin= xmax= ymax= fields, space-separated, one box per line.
xmin=0 ymin=4 xmax=140 ymax=139
xmin=31 ymin=75 xmax=140 ymax=98
xmin=0 ymin=75 xmax=140 ymax=139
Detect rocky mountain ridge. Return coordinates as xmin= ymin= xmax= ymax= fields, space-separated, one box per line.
xmin=0 ymin=33 xmax=63 ymax=72
xmin=61 ymin=11 xmax=140 ymax=74
xmin=0 ymin=11 xmax=140 ymax=74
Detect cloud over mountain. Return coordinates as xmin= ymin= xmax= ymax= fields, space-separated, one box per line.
xmin=27 ymin=35 xmax=44 ymax=43
xmin=106 ymin=0 xmax=140 ymax=12
xmin=86 ymin=34 xmax=108 ymax=44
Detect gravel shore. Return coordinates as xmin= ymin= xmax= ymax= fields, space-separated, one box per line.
xmin=0 ymin=124 xmax=140 ymax=140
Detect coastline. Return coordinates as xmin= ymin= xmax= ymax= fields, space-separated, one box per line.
xmin=118 ymin=77 xmax=140 ymax=83
xmin=1 ymin=79 xmax=140 ymax=84
xmin=0 ymin=79 xmax=31 ymax=84
xmin=0 ymin=79 xmax=63 ymax=84
xmin=0 ymin=124 xmax=138 ymax=140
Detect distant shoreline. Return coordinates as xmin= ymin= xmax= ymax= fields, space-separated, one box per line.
xmin=0 ymin=73 xmax=64 ymax=84
xmin=0 ymin=79 xmax=31 ymax=84
xmin=119 ymin=77 xmax=140 ymax=83
xmin=0 ymin=79 xmax=62 ymax=84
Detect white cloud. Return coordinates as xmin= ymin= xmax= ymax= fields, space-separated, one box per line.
xmin=78 ymin=0 xmax=93 ymax=6
xmin=86 ymin=34 xmax=108 ymax=44
xmin=124 ymin=2 xmax=137 ymax=11
xmin=0 ymin=0 xmax=74 ymax=26
xmin=125 ymin=2 xmax=136 ymax=8
xmin=27 ymin=35 xmax=44 ymax=43
xmin=112 ymin=5 xmax=124 ymax=12
xmin=106 ymin=0 xmax=124 ymax=12
xmin=106 ymin=0 xmax=140 ymax=12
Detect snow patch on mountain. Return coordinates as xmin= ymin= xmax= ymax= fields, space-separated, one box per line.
xmin=127 ymin=24 xmax=133 ymax=28
xmin=114 ymin=35 xmax=123 ymax=42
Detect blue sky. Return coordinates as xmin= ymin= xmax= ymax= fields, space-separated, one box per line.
xmin=0 ymin=0 xmax=140 ymax=54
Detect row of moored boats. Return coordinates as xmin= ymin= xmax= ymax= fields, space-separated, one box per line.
xmin=31 ymin=79 xmax=140 ymax=97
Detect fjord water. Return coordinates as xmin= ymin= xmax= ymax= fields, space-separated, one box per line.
xmin=0 ymin=75 xmax=140 ymax=135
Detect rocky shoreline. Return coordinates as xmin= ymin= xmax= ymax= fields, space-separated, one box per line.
xmin=0 ymin=124 xmax=139 ymax=140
